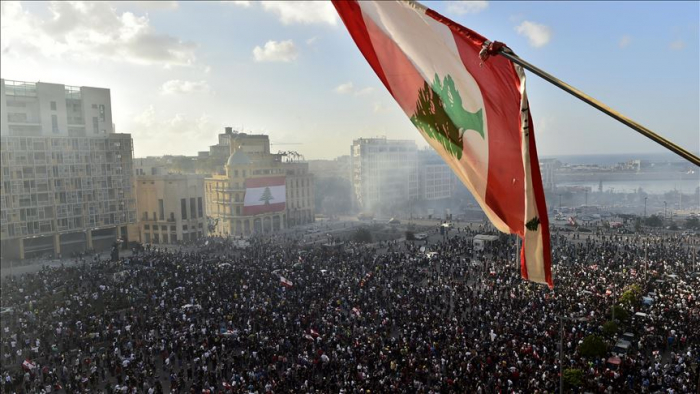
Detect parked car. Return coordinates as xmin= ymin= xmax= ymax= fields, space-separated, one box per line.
xmin=414 ymin=233 xmax=428 ymax=240
xmin=612 ymin=339 xmax=631 ymax=356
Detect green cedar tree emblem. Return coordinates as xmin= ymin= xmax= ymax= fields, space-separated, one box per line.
xmin=410 ymin=73 xmax=485 ymax=160
xmin=259 ymin=187 xmax=274 ymax=205
xmin=525 ymin=216 xmax=540 ymax=231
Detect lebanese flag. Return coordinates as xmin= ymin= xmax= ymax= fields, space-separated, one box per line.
xmin=333 ymin=0 xmax=552 ymax=287
xmin=280 ymin=276 xmax=293 ymax=288
xmin=243 ymin=176 xmax=286 ymax=215
xmin=22 ymin=359 xmax=36 ymax=371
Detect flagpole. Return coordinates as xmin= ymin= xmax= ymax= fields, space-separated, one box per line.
xmin=497 ymin=50 xmax=700 ymax=167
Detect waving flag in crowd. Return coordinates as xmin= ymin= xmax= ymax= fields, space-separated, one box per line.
xmin=333 ymin=0 xmax=552 ymax=287
xmin=280 ymin=276 xmax=293 ymax=288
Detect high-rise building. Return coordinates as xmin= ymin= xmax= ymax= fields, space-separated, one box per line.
xmin=418 ymin=149 xmax=457 ymax=201
xmin=135 ymin=174 xmax=207 ymax=244
xmin=205 ymin=132 xmax=314 ymax=236
xmin=539 ymin=159 xmax=558 ymax=192
xmin=350 ymin=137 xmax=419 ymax=212
xmin=0 ymin=79 xmax=136 ymax=259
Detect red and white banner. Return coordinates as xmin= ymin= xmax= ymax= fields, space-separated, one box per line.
xmin=22 ymin=359 xmax=36 ymax=370
xmin=280 ymin=276 xmax=293 ymax=288
xmin=243 ymin=176 xmax=286 ymax=215
xmin=333 ymin=0 xmax=552 ymax=287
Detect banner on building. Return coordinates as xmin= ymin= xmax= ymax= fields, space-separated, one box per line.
xmin=243 ymin=176 xmax=286 ymax=215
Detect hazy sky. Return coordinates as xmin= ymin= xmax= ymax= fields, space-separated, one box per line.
xmin=2 ymin=1 xmax=698 ymax=159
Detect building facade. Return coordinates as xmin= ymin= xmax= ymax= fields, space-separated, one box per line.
xmin=350 ymin=137 xmax=419 ymax=212
xmin=135 ymin=175 xmax=207 ymax=244
xmin=418 ymin=149 xmax=457 ymax=201
xmin=0 ymin=79 xmax=136 ymax=259
xmin=205 ymin=133 xmax=314 ymax=236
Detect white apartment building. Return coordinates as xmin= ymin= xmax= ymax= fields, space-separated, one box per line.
xmin=350 ymin=137 xmax=420 ymax=212
xmin=0 ymin=79 xmax=136 ymax=260
xmin=418 ymin=149 xmax=457 ymax=201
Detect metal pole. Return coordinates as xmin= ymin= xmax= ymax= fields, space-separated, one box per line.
xmin=498 ymin=50 xmax=700 ymax=167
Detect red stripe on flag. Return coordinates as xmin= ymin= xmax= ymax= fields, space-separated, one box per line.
xmin=332 ymin=1 xmax=394 ymax=96
xmin=242 ymin=202 xmax=285 ymax=216
xmin=245 ymin=176 xmax=286 ymax=188
xmin=525 ymin=109 xmax=553 ymax=287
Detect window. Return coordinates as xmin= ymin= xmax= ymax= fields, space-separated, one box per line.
xmin=50 ymin=101 xmax=57 ymax=110
xmin=198 ymin=197 xmax=203 ymax=218
xmin=190 ymin=198 xmax=197 ymax=219
xmin=158 ymin=199 xmax=164 ymax=220
xmin=99 ymin=104 xmax=106 ymax=121
xmin=92 ymin=117 xmax=99 ymax=134
xmin=181 ymin=198 xmax=187 ymax=219
xmin=51 ymin=115 xmax=59 ymax=133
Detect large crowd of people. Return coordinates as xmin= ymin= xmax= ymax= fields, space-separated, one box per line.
xmin=1 ymin=222 xmax=698 ymax=393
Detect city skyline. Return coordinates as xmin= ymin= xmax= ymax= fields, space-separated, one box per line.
xmin=2 ymin=1 xmax=698 ymax=159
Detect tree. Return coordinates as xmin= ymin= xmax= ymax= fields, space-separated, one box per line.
xmin=644 ymin=214 xmax=663 ymax=228
xmin=619 ymin=284 xmax=641 ymax=308
xmin=405 ymin=231 xmax=416 ymax=241
xmin=579 ymin=335 xmax=607 ymax=359
xmin=610 ymin=305 xmax=629 ymax=322
xmin=563 ymin=368 xmax=584 ymax=389
xmin=686 ymin=216 xmax=700 ymax=230
xmin=352 ymin=227 xmax=373 ymax=243
xmin=634 ymin=218 xmax=642 ymax=232
xmin=602 ymin=321 xmax=618 ymax=337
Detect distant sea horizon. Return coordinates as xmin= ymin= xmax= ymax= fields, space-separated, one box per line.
xmin=540 ymin=152 xmax=697 ymax=166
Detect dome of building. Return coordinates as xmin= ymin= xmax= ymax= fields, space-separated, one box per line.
xmin=226 ymin=150 xmax=252 ymax=166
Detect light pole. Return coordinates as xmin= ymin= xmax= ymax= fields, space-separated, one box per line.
xmin=664 ymin=201 xmax=667 ymax=220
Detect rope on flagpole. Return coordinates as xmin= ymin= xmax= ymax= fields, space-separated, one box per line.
xmin=485 ymin=44 xmax=700 ymax=167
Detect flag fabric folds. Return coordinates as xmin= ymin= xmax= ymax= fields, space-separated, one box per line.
xmin=333 ymin=0 xmax=552 ymax=287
